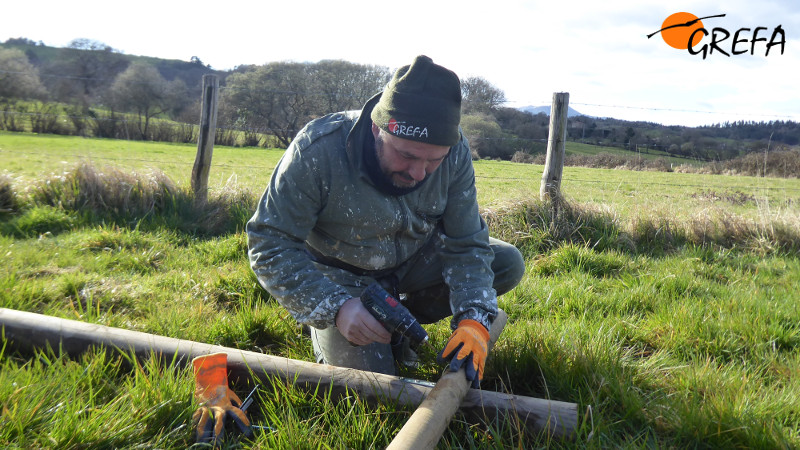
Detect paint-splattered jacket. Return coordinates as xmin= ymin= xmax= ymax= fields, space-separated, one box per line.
xmin=246 ymin=95 xmax=497 ymax=330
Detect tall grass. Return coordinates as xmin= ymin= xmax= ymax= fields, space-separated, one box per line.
xmin=2 ymin=162 xmax=254 ymax=237
xmin=511 ymin=147 xmax=800 ymax=178
xmin=4 ymin=162 xmax=797 ymax=254
xmin=483 ymin=197 xmax=800 ymax=257
xmin=0 ymin=346 xmax=196 ymax=448
xmin=0 ymin=173 xmax=18 ymax=215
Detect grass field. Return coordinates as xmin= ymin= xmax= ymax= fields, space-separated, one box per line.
xmin=3 ymin=132 xmax=798 ymax=221
xmin=1 ymin=131 xmax=799 ymax=448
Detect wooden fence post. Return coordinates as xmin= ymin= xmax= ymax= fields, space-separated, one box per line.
xmin=540 ymin=92 xmax=569 ymax=203
xmin=192 ymin=74 xmax=219 ymax=204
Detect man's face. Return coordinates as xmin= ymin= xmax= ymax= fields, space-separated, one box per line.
xmin=371 ymin=122 xmax=451 ymax=189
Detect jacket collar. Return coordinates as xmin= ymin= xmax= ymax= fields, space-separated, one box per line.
xmin=346 ymin=92 xmax=381 ymax=173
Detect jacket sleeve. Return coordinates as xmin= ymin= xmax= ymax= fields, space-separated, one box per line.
xmin=246 ymin=139 xmax=352 ymax=329
xmin=439 ymin=134 xmax=498 ymax=330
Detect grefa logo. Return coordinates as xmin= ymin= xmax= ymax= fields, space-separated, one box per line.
xmin=648 ymin=12 xmax=785 ymax=59
xmin=388 ymin=118 xmax=429 ymax=139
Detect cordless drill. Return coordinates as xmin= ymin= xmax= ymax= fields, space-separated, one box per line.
xmin=360 ymin=283 xmax=429 ymax=351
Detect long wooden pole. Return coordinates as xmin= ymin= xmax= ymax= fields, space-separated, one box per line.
xmin=388 ymin=310 xmax=508 ymax=450
xmin=540 ymin=92 xmax=570 ymax=203
xmin=0 ymin=308 xmax=578 ymax=437
xmin=191 ymin=74 xmax=219 ymax=205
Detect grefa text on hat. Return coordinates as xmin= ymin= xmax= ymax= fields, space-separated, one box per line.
xmin=388 ymin=119 xmax=429 ymax=139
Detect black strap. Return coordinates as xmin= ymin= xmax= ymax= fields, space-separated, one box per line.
xmin=305 ymin=245 xmax=393 ymax=278
xmin=305 ymin=246 xmax=401 ymax=297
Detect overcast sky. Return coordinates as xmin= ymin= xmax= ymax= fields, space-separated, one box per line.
xmin=4 ymin=0 xmax=799 ymax=127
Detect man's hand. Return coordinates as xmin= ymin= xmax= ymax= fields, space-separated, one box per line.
xmin=439 ymin=319 xmax=490 ymax=389
xmin=336 ymin=297 xmax=392 ymax=346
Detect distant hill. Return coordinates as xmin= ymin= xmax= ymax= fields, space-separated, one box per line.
xmin=3 ymin=38 xmax=798 ymax=162
xmin=518 ymin=105 xmax=585 ymax=118
xmin=0 ymin=39 xmax=224 ymax=100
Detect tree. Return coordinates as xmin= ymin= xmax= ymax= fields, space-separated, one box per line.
xmin=461 ymin=76 xmax=506 ymax=114
xmin=3 ymin=37 xmax=38 ymax=46
xmin=222 ymin=62 xmax=318 ymax=147
xmin=312 ymin=60 xmax=390 ymax=112
xmin=461 ymin=113 xmax=516 ymax=159
xmin=110 ymin=63 xmax=187 ymax=139
xmin=223 ymin=60 xmax=391 ymax=147
xmin=494 ymin=107 xmax=549 ymax=141
xmin=48 ymin=40 xmax=129 ymax=105
xmin=624 ymin=127 xmax=636 ymax=147
xmin=68 ymin=38 xmax=117 ymax=52
xmin=0 ymin=48 xmax=47 ymax=100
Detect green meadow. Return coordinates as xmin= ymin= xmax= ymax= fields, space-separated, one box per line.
xmin=4 ymin=132 xmax=797 ymax=221
xmin=1 ymin=131 xmax=799 ymax=448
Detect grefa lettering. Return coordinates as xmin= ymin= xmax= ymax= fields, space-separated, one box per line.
xmin=687 ymin=24 xmax=785 ymax=59
xmin=394 ymin=124 xmax=429 ymax=138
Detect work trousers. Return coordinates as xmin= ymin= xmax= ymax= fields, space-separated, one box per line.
xmin=309 ymin=237 xmax=525 ymax=375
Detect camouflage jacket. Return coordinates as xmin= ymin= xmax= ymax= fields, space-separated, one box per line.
xmin=246 ymin=95 xmax=497 ymax=330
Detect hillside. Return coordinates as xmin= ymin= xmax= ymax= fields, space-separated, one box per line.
xmin=2 ymin=38 xmax=798 ymax=164
xmin=502 ymin=107 xmax=800 ymax=162
xmin=1 ymin=38 xmax=224 ymax=101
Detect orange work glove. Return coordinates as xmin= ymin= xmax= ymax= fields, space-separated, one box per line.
xmin=439 ymin=319 xmax=490 ymax=389
xmin=191 ymin=353 xmax=252 ymax=445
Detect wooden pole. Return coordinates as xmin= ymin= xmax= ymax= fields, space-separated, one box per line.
xmin=192 ymin=74 xmax=219 ymax=205
xmin=540 ymin=92 xmax=570 ymax=203
xmin=0 ymin=308 xmax=578 ymax=437
xmin=388 ymin=310 xmax=508 ymax=450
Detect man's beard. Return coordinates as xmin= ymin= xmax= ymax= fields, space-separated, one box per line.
xmin=375 ymin=133 xmax=421 ymax=189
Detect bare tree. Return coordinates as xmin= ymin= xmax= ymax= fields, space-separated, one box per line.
xmin=313 ymin=60 xmax=391 ymax=112
xmin=222 ymin=62 xmax=320 ymax=147
xmin=223 ymin=60 xmax=392 ymax=147
xmin=46 ymin=39 xmax=129 ymax=106
xmin=461 ymin=76 xmax=506 ymax=114
xmin=110 ymin=63 xmax=186 ymax=139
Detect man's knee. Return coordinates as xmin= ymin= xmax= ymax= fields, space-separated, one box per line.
xmin=489 ymin=239 xmax=525 ymax=296
xmin=310 ymin=326 xmax=397 ymax=375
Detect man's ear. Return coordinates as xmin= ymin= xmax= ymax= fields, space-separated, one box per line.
xmin=371 ymin=122 xmax=381 ymax=140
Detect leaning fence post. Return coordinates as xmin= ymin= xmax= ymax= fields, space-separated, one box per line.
xmin=540 ymin=92 xmax=569 ymax=204
xmin=192 ymin=74 xmax=219 ymax=204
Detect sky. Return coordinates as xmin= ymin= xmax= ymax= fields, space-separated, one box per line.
xmin=3 ymin=0 xmax=799 ymax=127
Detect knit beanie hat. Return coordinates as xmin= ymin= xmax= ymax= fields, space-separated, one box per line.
xmin=371 ymin=55 xmax=462 ymax=147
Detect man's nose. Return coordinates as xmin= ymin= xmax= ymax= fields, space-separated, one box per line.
xmin=408 ymin=162 xmax=427 ymax=181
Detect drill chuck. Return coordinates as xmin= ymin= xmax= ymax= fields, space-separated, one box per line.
xmin=360 ymin=283 xmax=428 ymax=351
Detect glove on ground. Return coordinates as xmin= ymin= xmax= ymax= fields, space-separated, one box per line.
xmin=192 ymin=353 xmax=252 ymax=444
